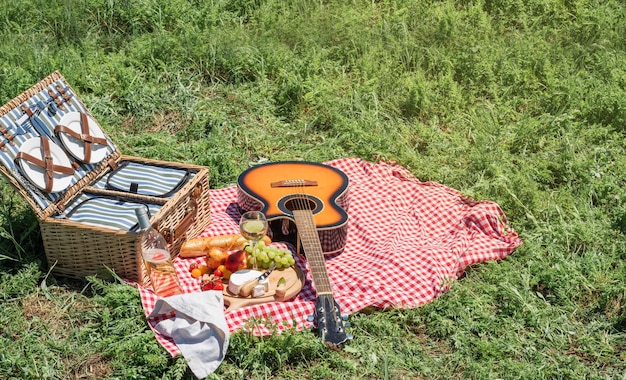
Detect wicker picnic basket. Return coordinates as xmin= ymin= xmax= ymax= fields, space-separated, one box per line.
xmin=0 ymin=71 xmax=211 ymax=285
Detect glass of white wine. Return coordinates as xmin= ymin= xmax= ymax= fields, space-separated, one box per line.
xmin=239 ymin=211 xmax=268 ymax=270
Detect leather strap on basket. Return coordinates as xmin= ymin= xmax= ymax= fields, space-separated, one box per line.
xmin=0 ymin=124 xmax=14 ymax=150
xmin=56 ymin=85 xmax=72 ymax=102
xmin=54 ymin=112 xmax=107 ymax=163
xmin=48 ymin=89 xmax=65 ymax=110
xmin=0 ymin=125 xmax=14 ymax=144
xmin=21 ymin=104 xmax=34 ymax=117
xmin=15 ymin=137 xmax=74 ymax=193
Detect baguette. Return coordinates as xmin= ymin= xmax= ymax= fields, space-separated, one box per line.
xmin=178 ymin=238 xmax=208 ymax=258
xmin=207 ymin=234 xmax=249 ymax=250
xmin=179 ymin=233 xmax=271 ymax=258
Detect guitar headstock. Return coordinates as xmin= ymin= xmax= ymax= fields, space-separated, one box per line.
xmin=312 ymin=294 xmax=352 ymax=349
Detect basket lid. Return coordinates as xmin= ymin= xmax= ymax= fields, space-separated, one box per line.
xmin=0 ymin=71 xmax=119 ymax=219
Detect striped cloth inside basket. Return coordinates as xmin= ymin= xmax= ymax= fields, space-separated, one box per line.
xmin=56 ymin=161 xmax=194 ymax=231
xmin=58 ymin=193 xmax=163 ymax=231
xmin=91 ymin=161 xmax=193 ymax=197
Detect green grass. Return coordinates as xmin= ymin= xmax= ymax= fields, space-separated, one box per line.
xmin=1 ymin=0 xmax=626 ymax=378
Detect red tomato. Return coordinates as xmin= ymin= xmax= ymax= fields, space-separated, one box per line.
xmin=213 ymin=269 xmax=223 ymax=278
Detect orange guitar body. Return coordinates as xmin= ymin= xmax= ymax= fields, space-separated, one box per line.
xmin=237 ymin=161 xmax=349 ymax=255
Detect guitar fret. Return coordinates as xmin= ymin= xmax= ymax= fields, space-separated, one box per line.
xmin=292 ymin=209 xmax=333 ymax=294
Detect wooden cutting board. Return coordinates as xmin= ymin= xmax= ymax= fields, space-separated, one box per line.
xmin=223 ymin=266 xmax=304 ymax=312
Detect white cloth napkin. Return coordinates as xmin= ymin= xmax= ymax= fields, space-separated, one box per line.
xmin=148 ymin=291 xmax=230 ymax=379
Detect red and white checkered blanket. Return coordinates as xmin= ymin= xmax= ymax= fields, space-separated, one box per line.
xmin=139 ymin=158 xmax=522 ymax=355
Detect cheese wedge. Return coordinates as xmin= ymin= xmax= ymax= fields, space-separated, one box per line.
xmin=252 ymin=284 xmax=266 ymax=298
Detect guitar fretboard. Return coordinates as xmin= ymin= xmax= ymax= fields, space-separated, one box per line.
xmin=292 ymin=209 xmax=333 ymax=295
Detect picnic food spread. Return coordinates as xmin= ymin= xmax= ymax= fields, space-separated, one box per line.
xmin=182 ymin=232 xmax=304 ymax=306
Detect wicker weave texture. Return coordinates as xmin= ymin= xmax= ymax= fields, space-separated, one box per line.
xmin=40 ymin=218 xmax=142 ymax=281
xmin=42 ymin=158 xmax=211 ymax=285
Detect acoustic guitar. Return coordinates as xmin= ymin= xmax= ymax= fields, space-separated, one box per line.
xmin=237 ymin=161 xmax=352 ymax=349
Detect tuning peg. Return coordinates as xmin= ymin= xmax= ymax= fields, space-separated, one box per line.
xmin=344 ymin=322 xmax=351 ymax=328
xmin=307 ymin=314 xmax=315 ymax=323
xmin=346 ymin=334 xmax=354 ymax=340
xmin=341 ymin=314 xmax=349 ymax=321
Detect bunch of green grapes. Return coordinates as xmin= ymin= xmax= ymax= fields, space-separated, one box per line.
xmin=245 ymin=241 xmax=296 ymax=269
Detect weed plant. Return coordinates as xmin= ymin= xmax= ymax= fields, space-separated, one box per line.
xmin=1 ymin=0 xmax=625 ymax=379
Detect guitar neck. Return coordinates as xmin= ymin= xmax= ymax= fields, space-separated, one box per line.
xmin=292 ymin=209 xmax=333 ymax=295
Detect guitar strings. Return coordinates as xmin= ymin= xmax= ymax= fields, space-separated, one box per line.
xmin=293 ymin=179 xmax=333 ymax=296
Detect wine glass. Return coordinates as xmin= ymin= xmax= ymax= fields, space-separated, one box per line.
xmin=239 ymin=211 xmax=268 ymax=270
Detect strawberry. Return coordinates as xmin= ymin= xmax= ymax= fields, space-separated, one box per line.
xmin=213 ymin=279 xmax=224 ymax=291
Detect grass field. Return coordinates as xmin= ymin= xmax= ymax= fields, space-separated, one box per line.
xmin=1 ymin=0 xmax=625 ymax=379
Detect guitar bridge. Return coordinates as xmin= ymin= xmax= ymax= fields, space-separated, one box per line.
xmin=271 ymin=179 xmax=318 ymax=188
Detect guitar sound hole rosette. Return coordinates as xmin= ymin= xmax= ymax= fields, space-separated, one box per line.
xmin=280 ymin=195 xmax=322 ymax=215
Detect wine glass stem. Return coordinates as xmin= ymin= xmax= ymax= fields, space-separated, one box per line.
xmin=251 ymin=241 xmax=258 ymax=270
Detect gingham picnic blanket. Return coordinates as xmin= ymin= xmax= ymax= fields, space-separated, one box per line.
xmin=139 ymin=157 xmax=523 ymax=356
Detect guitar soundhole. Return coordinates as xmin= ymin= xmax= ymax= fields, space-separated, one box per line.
xmin=280 ymin=195 xmax=322 ymax=214
xmin=285 ymin=197 xmax=315 ymax=211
